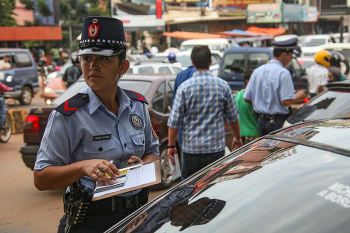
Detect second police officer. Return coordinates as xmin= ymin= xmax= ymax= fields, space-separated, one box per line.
xmin=33 ymin=16 xmax=159 ymax=233
xmin=244 ymin=38 xmax=307 ymax=136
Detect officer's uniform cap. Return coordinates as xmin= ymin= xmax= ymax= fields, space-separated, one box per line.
xmin=77 ymin=16 xmax=127 ymax=56
xmin=271 ymin=38 xmax=298 ymax=52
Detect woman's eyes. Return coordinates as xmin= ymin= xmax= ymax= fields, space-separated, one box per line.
xmin=82 ymin=56 xmax=108 ymax=62
xmin=99 ymin=57 xmax=108 ymax=61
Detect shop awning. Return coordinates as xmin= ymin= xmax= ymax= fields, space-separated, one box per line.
xmin=216 ymin=29 xmax=259 ymax=37
xmin=162 ymin=31 xmax=225 ymax=39
xmin=246 ymin=27 xmax=286 ymax=36
xmin=0 ymin=26 xmax=62 ymax=41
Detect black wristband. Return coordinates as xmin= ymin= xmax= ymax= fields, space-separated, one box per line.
xmin=167 ymin=145 xmax=176 ymax=148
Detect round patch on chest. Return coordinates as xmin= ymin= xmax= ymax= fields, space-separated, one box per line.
xmin=129 ymin=114 xmax=144 ymax=130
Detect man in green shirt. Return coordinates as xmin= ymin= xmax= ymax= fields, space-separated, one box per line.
xmin=234 ymin=69 xmax=259 ymax=144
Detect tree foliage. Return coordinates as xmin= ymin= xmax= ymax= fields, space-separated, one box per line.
xmin=60 ymin=0 xmax=110 ymax=24
xmin=19 ymin=0 xmax=35 ymax=10
xmin=0 ymin=0 xmax=17 ymax=26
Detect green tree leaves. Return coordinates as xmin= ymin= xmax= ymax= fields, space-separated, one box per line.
xmin=0 ymin=0 xmax=17 ymax=26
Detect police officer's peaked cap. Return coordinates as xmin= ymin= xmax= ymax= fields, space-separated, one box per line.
xmin=77 ymin=16 xmax=127 ymax=56
xmin=271 ymin=38 xmax=298 ymax=52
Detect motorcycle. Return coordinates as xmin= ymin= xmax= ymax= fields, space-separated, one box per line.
xmin=0 ymin=92 xmax=12 ymax=143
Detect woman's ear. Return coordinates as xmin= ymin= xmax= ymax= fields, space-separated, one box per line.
xmin=120 ymin=59 xmax=130 ymax=75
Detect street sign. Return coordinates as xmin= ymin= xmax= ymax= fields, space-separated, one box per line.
xmin=320 ymin=0 xmax=350 ymax=16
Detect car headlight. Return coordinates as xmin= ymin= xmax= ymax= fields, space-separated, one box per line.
xmin=44 ymin=87 xmax=55 ymax=94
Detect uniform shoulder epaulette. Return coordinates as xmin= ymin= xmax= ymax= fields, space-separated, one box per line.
xmin=123 ymin=89 xmax=148 ymax=105
xmin=55 ymin=93 xmax=89 ymax=116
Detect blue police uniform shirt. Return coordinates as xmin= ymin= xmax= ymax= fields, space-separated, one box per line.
xmin=243 ymin=59 xmax=295 ymax=115
xmin=35 ymin=86 xmax=159 ymax=196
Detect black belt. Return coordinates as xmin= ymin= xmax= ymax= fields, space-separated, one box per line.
xmin=86 ymin=188 xmax=149 ymax=215
xmin=258 ymin=113 xmax=289 ymax=121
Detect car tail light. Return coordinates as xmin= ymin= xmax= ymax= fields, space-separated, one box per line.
xmin=24 ymin=115 xmax=39 ymax=134
xmin=152 ymin=123 xmax=162 ymax=131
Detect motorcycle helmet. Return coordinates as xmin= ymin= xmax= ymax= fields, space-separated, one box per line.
xmin=38 ymin=57 xmax=47 ymax=66
xmin=329 ymin=51 xmax=345 ymax=67
xmin=314 ymin=49 xmax=331 ymax=67
xmin=168 ymin=52 xmax=176 ymax=60
xmin=71 ymin=53 xmax=80 ymax=64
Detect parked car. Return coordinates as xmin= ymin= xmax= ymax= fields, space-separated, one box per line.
xmin=297 ymin=56 xmax=316 ymax=75
xmin=285 ymin=80 xmax=350 ymax=126
xmin=127 ymin=63 xmax=183 ymax=75
xmin=150 ymin=52 xmax=169 ymax=62
xmin=179 ymin=38 xmax=231 ymax=52
xmin=42 ymin=58 xmax=73 ymax=105
xmin=127 ymin=53 xmax=150 ymax=65
xmin=0 ymin=49 xmax=39 ymax=105
xmin=218 ymin=47 xmax=308 ymax=95
xmin=175 ymin=50 xmax=221 ymax=72
xmin=301 ymin=34 xmax=335 ymax=57
xmin=20 ymin=74 xmax=235 ymax=190
xmin=105 ymin=116 xmax=350 ymax=233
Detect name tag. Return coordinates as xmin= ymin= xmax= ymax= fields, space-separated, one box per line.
xmin=93 ymin=134 xmax=112 ymax=141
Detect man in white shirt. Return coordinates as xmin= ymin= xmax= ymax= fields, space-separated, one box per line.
xmin=307 ymin=50 xmax=330 ymax=98
xmin=150 ymin=45 xmax=158 ymax=57
xmin=0 ymin=55 xmax=11 ymax=70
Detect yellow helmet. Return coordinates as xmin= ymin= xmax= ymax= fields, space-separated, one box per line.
xmin=314 ymin=50 xmax=331 ymax=67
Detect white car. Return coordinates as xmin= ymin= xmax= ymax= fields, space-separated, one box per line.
xmin=150 ymin=52 xmax=169 ymax=62
xmin=175 ymin=50 xmax=222 ymax=72
xmin=126 ymin=63 xmax=183 ymax=75
xmin=301 ymin=35 xmax=336 ymax=57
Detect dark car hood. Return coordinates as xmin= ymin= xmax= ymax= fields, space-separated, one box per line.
xmin=287 ymin=89 xmax=350 ymax=124
xmin=108 ymin=118 xmax=350 ymax=233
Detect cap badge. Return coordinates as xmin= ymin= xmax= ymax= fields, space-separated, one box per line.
xmin=88 ymin=19 xmax=100 ymax=39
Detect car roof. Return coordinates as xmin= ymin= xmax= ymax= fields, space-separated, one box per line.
xmin=130 ymin=63 xmax=179 ymax=68
xmin=223 ymin=47 xmax=273 ymax=54
xmin=0 ymin=48 xmax=30 ymax=53
xmin=322 ymin=43 xmax=350 ymax=49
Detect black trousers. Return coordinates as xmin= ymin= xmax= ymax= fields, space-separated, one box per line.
xmin=257 ymin=114 xmax=289 ymax=136
xmin=58 ymin=211 xmax=129 ymax=233
xmin=58 ymin=189 xmax=149 ymax=233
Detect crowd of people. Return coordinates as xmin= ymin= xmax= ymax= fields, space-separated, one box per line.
xmin=0 ymin=14 xmax=346 ymax=233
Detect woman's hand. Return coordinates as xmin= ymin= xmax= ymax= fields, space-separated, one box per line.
xmin=82 ymin=159 xmax=120 ymax=186
xmin=128 ymin=156 xmax=144 ymax=165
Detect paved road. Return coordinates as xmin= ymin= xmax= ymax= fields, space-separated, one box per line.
xmin=0 ymin=93 xmax=175 ymax=233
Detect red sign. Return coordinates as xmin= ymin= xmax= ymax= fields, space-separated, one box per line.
xmin=213 ymin=0 xmax=275 ymax=7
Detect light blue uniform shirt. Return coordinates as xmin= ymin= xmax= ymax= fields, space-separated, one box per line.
xmin=244 ymin=59 xmax=295 ymax=115
xmin=35 ymin=86 xmax=159 ymax=196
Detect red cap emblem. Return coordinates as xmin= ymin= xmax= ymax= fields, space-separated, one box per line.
xmin=88 ymin=19 xmax=100 ymax=39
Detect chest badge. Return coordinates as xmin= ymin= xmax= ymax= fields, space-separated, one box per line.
xmin=88 ymin=19 xmax=100 ymax=39
xmin=129 ymin=114 xmax=144 ymax=130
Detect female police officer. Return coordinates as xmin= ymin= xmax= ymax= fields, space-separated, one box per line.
xmin=33 ymin=16 xmax=159 ymax=233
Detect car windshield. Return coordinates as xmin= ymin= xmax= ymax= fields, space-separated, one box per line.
xmin=221 ymin=53 xmax=245 ymax=74
xmin=248 ymin=53 xmax=270 ymax=69
xmin=303 ymin=38 xmax=326 ymax=47
xmin=179 ymin=45 xmax=194 ymax=51
xmin=57 ymin=60 xmax=73 ymax=77
xmin=52 ymin=79 xmax=152 ymax=106
xmin=109 ymin=125 xmax=350 ymax=233
xmin=287 ymin=90 xmax=350 ymax=124
xmin=176 ymin=55 xmax=192 ymax=67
